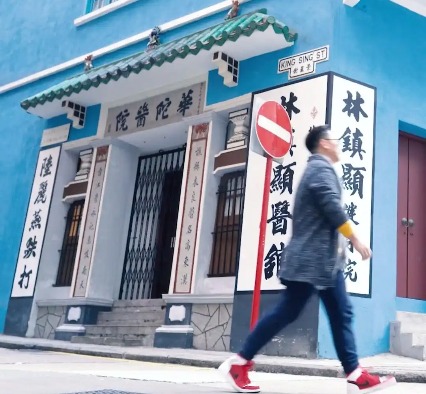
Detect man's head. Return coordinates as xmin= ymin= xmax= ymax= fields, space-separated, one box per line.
xmin=305 ymin=125 xmax=340 ymax=163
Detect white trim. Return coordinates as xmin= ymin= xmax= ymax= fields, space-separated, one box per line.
xmin=0 ymin=0 xmax=253 ymax=95
xmin=36 ymin=297 xmax=113 ymax=307
xmin=162 ymin=294 xmax=234 ymax=304
xmin=391 ymin=0 xmax=426 ymax=16
xmin=155 ymin=325 xmax=194 ymax=334
xmin=55 ymin=324 xmax=86 ymax=333
xmin=342 ymin=0 xmax=361 ymax=6
xmin=74 ymin=0 xmax=139 ymax=27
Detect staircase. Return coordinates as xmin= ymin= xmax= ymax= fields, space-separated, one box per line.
xmin=390 ymin=311 xmax=426 ymax=360
xmin=71 ymin=299 xmax=166 ymax=347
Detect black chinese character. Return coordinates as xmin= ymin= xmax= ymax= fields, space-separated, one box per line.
xmin=270 ymin=162 xmax=296 ymax=195
xmin=187 ymin=225 xmax=192 ymax=234
xmin=23 ymin=236 xmax=38 ymax=258
xmin=342 ymin=91 xmax=368 ymax=122
xmin=82 ymin=265 xmax=88 ymax=275
xmin=97 ymin=167 xmax=103 ymax=177
xmin=94 ymin=193 xmax=99 ymax=203
xmin=345 ymin=202 xmax=360 ymax=225
xmin=267 ymin=201 xmax=293 ymax=235
xmin=156 ymin=98 xmax=171 ymax=121
xmin=40 ymin=155 xmax=53 ymax=177
xmin=195 ymin=147 xmax=202 ymax=156
xmin=340 ymin=127 xmax=366 ymax=160
xmin=281 ymin=92 xmax=300 ymax=120
xmin=116 ymin=109 xmax=130 ymax=132
xmin=181 ymin=273 xmax=188 ymax=285
xmin=194 ymin=161 xmax=200 ymax=171
xmin=191 ymin=191 xmax=196 ymax=203
xmin=189 ymin=207 xmax=195 ymax=219
xmin=18 ymin=265 xmax=33 ymax=289
xmin=344 ymin=259 xmax=358 ymax=282
xmin=347 ymin=240 xmax=354 ymax=253
xmin=34 ymin=181 xmax=48 ymax=204
xmin=193 ymin=177 xmax=199 ymax=188
xmin=183 ymin=256 xmax=189 ymax=267
xmin=185 ymin=239 xmax=191 ymax=251
xmin=80 ymin=280 xmax=85 ymax=289
xmin=84 ymin=249 xmax=90 ymax=258
xmin=289 ymin=128 xmax=296 ymax=157
xmin=29 ymin=209 xmax=42 ymax=231
xmin=342 ymin=164 xmax=366 ymax=199
xmin=264 ymin=242 xmax=285 ymax=280
xmin=135 ymin=102 xmax=149 ymax=127
xmin=177 ymin=89 xmax=194 ymax=116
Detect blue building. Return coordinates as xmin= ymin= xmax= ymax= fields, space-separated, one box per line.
xmin=1 ymin=0 xmax=426 ymax=361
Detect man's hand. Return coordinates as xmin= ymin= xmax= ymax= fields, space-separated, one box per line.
xmin=351 ymin=238 xmax=372 ymax=260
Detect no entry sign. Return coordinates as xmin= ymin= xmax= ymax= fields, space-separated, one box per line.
xmin=256 ymin=101 xmax=292 ymax=159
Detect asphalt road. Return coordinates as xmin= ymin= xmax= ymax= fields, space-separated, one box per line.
xmin=0 ymin=348 xmax=424 ymax=394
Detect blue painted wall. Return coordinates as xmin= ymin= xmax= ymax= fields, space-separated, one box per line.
xmin=0 ymin=0 xmax=261 ymax=332
xmin=1 ymin=0 xmax=425 ymax=359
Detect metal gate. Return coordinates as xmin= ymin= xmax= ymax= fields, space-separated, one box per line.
xmin=119 ymin=147 xmax=186 ymax=300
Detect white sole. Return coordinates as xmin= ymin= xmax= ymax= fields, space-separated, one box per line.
xmin=347 ymin=376 xmax=397 ymax=394
xmin=218 ymin=359 xmax=261 ymax=393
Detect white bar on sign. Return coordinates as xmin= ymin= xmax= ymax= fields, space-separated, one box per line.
xmin=257 ymin=115 xmax=291 ymax=143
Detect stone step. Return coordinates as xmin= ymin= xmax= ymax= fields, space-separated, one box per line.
xmin=71 ymin=335 xmax=154 ymax=347
xmin=97 ymin=310 xmax=165 ymax=324
xmin=397 ymin=311 xmax=426 ymax=332
xmin=85 ymin=325 xmax=156 ymax=336
xmin=113 ymin=299 xmax=165 ymax=308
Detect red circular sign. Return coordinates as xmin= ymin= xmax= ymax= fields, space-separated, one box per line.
xmin=255 ymin=101 xmax=292 ymax=159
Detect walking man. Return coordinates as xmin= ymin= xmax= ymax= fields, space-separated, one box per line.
xmin=219 ymin=125 xmax=397 ymax=394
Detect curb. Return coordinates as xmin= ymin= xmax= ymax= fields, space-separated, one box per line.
xmin=0 ymin=340 xmax=425 ymax=384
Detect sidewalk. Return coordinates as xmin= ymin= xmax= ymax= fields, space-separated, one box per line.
xmin=0 ymin=335 xmax=424 ymax=383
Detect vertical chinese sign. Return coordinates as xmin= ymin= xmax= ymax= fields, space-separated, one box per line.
xmin=237 ymin=75 xmax=329 ymax=292
xmin=73 ymin=146 xmax=109 ymax=297
xmin=11 ymin=146 xmax=61 ymax=297
xmin=173 ymin=123 xmax=209 ymax=293
xmin=331 ymin=76 xmax=375 ymax=296
xmin=236 ymin=73 xmax=376 ymax=297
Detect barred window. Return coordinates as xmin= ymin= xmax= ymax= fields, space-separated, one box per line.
xmin=209 ymin=171 xmax=245 ymax=277
xmin=55 ymin=200 xmax=85 ymax=287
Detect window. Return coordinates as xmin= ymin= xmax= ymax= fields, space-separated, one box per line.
xmin=55 ymin=200 xmax=85 ymax=286
xmin=86 ymin=0 xmax=119 ymax=13
xmin=209 ymin=171 xmax=245 ymax=277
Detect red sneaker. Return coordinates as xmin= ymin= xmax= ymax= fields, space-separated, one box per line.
xmin=218 ymin=355 xmax=260 ymax=393
xmin=347 ymin=367 xmax=397 ymax=394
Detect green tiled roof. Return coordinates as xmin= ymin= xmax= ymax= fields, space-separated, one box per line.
xmin=21 ymin=9 xmax=297 ymax=111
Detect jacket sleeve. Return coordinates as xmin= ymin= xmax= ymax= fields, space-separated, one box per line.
xmin=308 ymin=165 xmax=348 ymax=230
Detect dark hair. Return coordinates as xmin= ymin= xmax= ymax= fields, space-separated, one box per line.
xmin=305 ymin=125 xmax=331 ymax=153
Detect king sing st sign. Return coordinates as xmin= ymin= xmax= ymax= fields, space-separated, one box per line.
xmin=278 ymin=46 xmax=329 ymax=80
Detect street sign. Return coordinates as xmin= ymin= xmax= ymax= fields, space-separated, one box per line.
xmin=256 ymin=101 xmax=292 ymax=159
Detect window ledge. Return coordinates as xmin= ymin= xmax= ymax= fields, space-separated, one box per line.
xmin=74 ymin=0 xmax=139 ymax=27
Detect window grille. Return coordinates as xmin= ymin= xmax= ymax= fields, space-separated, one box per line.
xmin=55 ymin=200 xmax=85 ymax=286
xmin=209 ymin=171 xmax=245 ymax=277
xmin=87 ymin=0 xmax=119 ymax=13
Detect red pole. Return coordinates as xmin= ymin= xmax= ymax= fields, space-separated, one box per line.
xmin=250 ymin=154 xmax=273 ymax=330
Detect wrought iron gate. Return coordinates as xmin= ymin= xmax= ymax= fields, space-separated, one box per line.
xmin=119 ymin=147 xmax=186 ymax=300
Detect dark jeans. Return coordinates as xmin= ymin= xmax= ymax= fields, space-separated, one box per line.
xmin=239 ymin=270 xmax=359 ymax=375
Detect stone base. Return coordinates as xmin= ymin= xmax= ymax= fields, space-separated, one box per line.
xmin=154 ymin=326 xmax=193 ymax=348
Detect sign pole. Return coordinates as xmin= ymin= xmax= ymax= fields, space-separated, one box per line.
xmin=250 ymin=153 xmax=273 ymax=330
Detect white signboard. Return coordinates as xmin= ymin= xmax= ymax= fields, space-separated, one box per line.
xmin=11 ymin=146 xmax=61 ymax=297
xmin=41 ymin=124 xmax=70 ymax=147
xmin=278 ymin=46 xmax=329 ymax=80
xmin=237 ymin=75 xmax=329 ymax=291
xmin=173 ymin=123 xmax=209 ymax=293
xmin=332 ymin=76 xmax=376 ymax=296
xmin=237 ymin=73 xmax=375 ymax=296
xmin=73 ymin=146 xmax=109 ymax=297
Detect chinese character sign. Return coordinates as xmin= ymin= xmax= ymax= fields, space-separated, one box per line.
xmin=331 ymin=76 xmax=375 ymax=296
xmin=73 ymin=146 xmax=109 ymax=297
xmin=237 ymin=75 xmax=329 ymax=291
xmin=174 ymin=123 xmax=209 ymax=293
xmin=11 ymin=146 xmax=61 ymax=297
xmin=105 ymin=83 xmax=206 ymax=137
